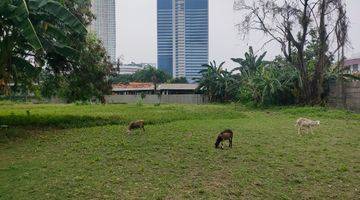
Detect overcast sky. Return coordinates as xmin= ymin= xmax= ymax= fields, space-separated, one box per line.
xmin=117 ymin=0 xmax=360 ymax=68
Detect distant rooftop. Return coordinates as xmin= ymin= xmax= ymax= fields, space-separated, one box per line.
xmin=112 ymin=82 xmax=154 ymax=92
xmin=158 ymin=83 xmax=198 ymax=90
xmin=112 ymin=82 xmax=198 ymax=92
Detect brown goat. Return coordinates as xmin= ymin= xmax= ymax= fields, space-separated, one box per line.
xmin=215 ymin=129 xmax=233 ymax=149
xmin=127 ymin=120 xmax=145 ymax=134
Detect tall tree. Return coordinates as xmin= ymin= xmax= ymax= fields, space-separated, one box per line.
xmin=132 ymin=66 xmax=171 ymax=93
xmin=62 ymin=34 xmax=112 ymax=102
xmin=0 ymin=0 xmax=87 ymax=95
xmin=234 ymin=0 xmax=348 ymax=104
xmin=311 ymin=0 xmax=349 ymax=103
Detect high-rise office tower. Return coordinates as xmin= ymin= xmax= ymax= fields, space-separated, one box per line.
xmin=90 ymin=0 xmax=116 ymax=62
xmin=157 ymin=0 xmax=209 ymax=81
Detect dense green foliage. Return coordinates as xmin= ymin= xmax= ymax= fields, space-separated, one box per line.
xmin=0 ymin=0 xmax=111 ymax=102
xmin=111 ymin=66 xmax=188 ymax=85
xmin=0 ymin=103 xmax=359 ymax=199
xmin=235 ymin=53 xmax=302 ymax=105
xmin=197 ymin=61 xmax=239 ymax=102
xmin=0 ymin=0 xmax=87 ymax=95
xmin=231 ymin=46 xmax=268 ymax=74
xmin=197 ymin=45 xmax=354 ymax=106
xmin=168 ymin=77 xmax=188 ymax=83
xmin=131 ymin=66 xmax=170 ymax=85
xmin=197 ymin=47 xmax=302 ymax=105
xmin=235 ymin=0 xmax=350 ymax=104
xmin=111 ymin=66 xmax=170 ymax=85
xmin=110 ymin=74 xmax=133 ymax=84
xmin=40 ymin=34 xmax=112 ymax=102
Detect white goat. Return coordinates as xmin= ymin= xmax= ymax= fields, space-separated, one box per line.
xmin=295 ymin=118 xmax=320 ymax=135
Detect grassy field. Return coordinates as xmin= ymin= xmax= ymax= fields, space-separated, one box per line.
xmin=0 ymin=103 xmax=359 ymax=199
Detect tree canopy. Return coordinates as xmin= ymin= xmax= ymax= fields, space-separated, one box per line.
xmin=111 ymin=66 xmax=189 ymax=85
xmin=197 ymin=48 xmax=303 ymax=105
xmin=234 ymin=0 xmax=349 ymax=104
xmin=0 ymin=0 xmax=87 ymax=95
xmin=1 ymin=0 xmax=112 ymax=102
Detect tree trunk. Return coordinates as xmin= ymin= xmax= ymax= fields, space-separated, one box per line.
xmin=0 ymin=37 xmax=13 ymax=95
xmin=297 ymin=50 xmax=311 ymax=103
xmin=296 ymin=0 xmax=311 ymax=104
xmin=153 ymin=82 xmax=157 ymax=94
xmin=311 ymin=0 xmax=328 ymax=104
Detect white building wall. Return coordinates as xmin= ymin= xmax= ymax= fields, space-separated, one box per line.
xmin=90 ymin=0 xmax=117 ymax=62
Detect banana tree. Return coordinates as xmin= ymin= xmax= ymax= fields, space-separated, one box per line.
xmin=197 ymin=61 xmax=239 ymax=102
xmin=241 ymin=64 xmax=301 ymax=105
xmin=197 ymin=61 xmax=225 ymax=102
xmin=0 ymin=0 xmax=87 ymax=94
xmin=231 ymin=46 xmax=267 ymax=75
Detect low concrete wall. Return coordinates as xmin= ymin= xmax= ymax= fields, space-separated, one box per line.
xmin=105 ymin=94 xmax=208 ymax=104
xmin=328 ymin=80 xmax=360 ymax=112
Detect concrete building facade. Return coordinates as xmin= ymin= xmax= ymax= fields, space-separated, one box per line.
xmin=157 ymin=0 xmax=209 ymax=82
xmin=90 ymin=0 xmax=117 ymax=62
xmin=344 ymin=58 xmax=360 ymax=75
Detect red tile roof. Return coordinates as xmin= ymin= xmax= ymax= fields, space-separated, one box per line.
xmin=112 ymin=82 xmax=154 ymax=91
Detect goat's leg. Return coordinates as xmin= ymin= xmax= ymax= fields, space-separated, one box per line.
xmin=142 ymin=126 xmax=145 ymax=132
xmin=310 ymin=127 xmax=314 ymax=134
xmin=229 ymin=138 xmax=232 ymax=148
xmin=298 ymin=127 xmax=302 ymax=135
xmin=221 ymin=141 xmax=224 ymax=149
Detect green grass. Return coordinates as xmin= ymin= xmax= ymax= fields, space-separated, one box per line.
xmin=0 ymin=103 xmax=359 ymax=199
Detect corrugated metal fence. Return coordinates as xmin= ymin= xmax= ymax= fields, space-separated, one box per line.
xmin=328 ymin=80 xmax=360 ymax=112
xmin=105 ymin=94 xmax=209 ymax=104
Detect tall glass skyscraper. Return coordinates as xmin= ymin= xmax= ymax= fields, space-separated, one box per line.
xmin=157 ymin=0 xmax=208 ymax=81
xmin=90 ymin=0 xmax=116 ymax=62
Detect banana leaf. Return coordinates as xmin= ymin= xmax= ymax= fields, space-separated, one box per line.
xmin=28 ymin=0 xmax=87 ymax=35
xmin=5 ymin=0 xmax=43 ymax=50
